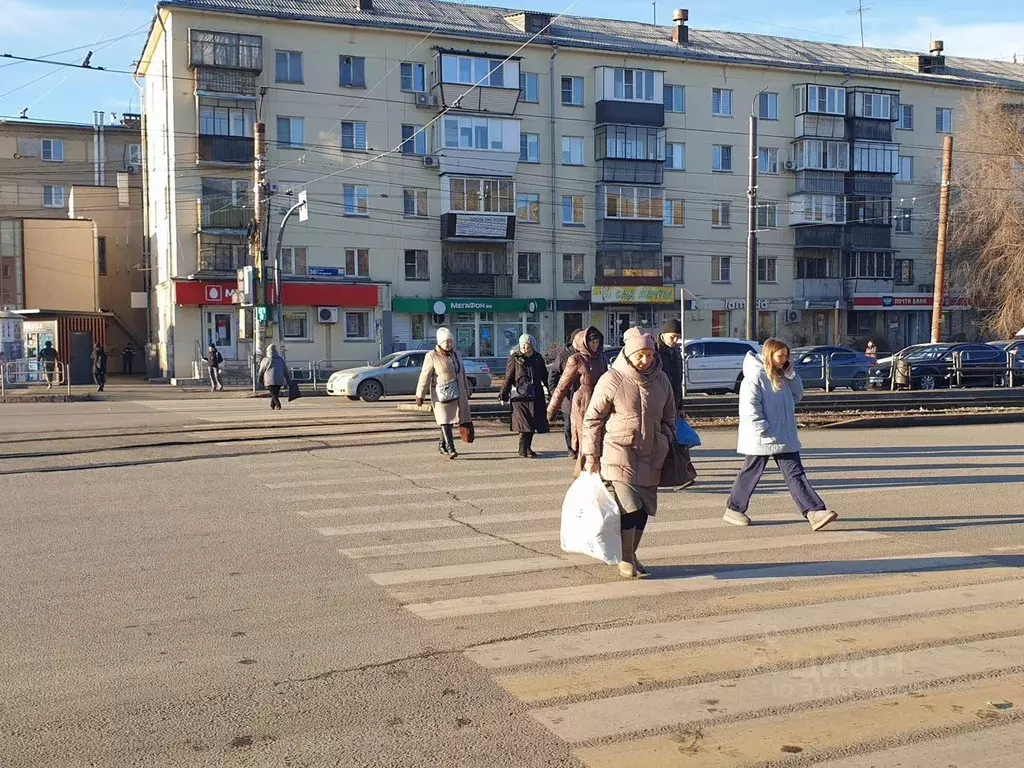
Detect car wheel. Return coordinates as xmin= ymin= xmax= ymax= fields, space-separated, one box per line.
xmin=346 ymin=396 xmax=360 ymax=401
xmin=851 ymin=372 xmax=868 ymax=391
xmin=732 ymin=374 xmax=744 ymax=395
xmin=358 ymin=379 xmax=384 ymax=402
xmin=466 ymin=378 xmax=476 ymax=399
xmin=918 ymin=373 xmax=937 ymax=391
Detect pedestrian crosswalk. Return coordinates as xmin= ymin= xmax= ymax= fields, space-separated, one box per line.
xmin=263 ymin=437 xmax=1024 ymax=766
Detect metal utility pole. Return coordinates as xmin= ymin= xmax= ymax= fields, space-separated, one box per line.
xmin=745 ymin=92 xmax=764 ymax=342
xmin=252 ymin=120 xmax=267 ymax=352
xmin=931 ymin=134 xmax=953 ymax=343
xmin=272 ymin=191 xmax=309 ymax=350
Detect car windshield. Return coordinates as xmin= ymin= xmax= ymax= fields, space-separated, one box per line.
xmin=907 ymin=346 xmax=951 ymax=361
xmin=371 ymin=353 xmax=405 ymax=367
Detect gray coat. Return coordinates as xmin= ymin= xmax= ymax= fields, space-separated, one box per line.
xmin=737 ymin=352 xmax=804 ymax=456
xmin=258 ymin=353 xmax=291 ymax=387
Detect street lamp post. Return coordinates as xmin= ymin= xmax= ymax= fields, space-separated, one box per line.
xmin=746 ymin=89 xmax=768 ymax=342
xmin=271 ymin=191 xmax=309 ymax=347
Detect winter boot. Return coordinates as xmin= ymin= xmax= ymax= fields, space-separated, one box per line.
xmin=518 ymin=434 xmax=528 ymax=458
xmin=441 ymin=425 xmax=457 ymax=458
xmin=618 ymin=528 xmax=637 ymax=578
xmin=632 ymin=528 xmax=650 ymax=578
xmin=523 ymin=432 xmax=538 ymax=459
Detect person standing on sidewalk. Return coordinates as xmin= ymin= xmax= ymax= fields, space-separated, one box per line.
xmin=37 ymin=341 xmax=58 ymax=389
xmin=548 ymin=329 xmax=580 ymax=456
xmin=207 ymin=344 xmax=224 ymax=391
xmin=582 ymin=328 xmax=676 ymax=579
xmin=656 ymin=318 xmax=696 ymax=490
xmin=92 ymin=344 xmax=108 ymax=392
xmin=416 ymin=327 xmax=472 ymax=459
xmin=547 ymin=327 xmax=606 ymax=461
xmin=865 ymin=339 xmax=878 ymax=362
xmin=499 ymin=334 xmax=549 ymax=458
xmin=258 ymin=344 xmax=292 ymax=410
xmin=725 ymin=339 xmax=837 ymax=531
xmin=122 ymin=343 xmax=136 ymax=375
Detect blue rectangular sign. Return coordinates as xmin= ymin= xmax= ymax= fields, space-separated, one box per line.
xmin=308 ymin=266 xmax=344 ymax=278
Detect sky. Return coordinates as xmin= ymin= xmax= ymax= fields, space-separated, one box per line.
xmin=1 ymin=0 xmax=1023 ymax=124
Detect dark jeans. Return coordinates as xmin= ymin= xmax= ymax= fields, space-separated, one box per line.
xmin=210 ymin=367 xmax=223 ymax=390
xmin=727 ymin=452 xmax=826 ymax=516
xmin=268 ymin=384 xmax=283 ymax=409
xmin=94 ymin=371 xmax=106 ymax=390
xmin=563 ymin=407 xmax=573 ymax=452
xmin=123 ymin=357 xmax=134 ymax=374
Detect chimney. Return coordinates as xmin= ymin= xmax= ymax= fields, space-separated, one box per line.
xmin=356 ymin=0 xmax=373 ymax=10
xmin=672 ymin=9 xmax=689 ymax=45
xmin=930 ymin=40 xmax=944 ymax=56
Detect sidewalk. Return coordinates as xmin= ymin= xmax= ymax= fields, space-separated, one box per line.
xmin=0 ymin=375 xmax=261 ymax=403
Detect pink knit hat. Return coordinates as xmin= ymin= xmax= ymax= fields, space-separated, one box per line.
xmin=622 ymin=327 xmax=655 ymax=357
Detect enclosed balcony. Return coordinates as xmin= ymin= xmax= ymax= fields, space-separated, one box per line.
xmin=595 ymin=246 xmax=663 ymax=286
xmin=596 ymin=219 xmax=663 ymax=245
xmin=198 ymin=135 xmax=254 ymax=164
xmin=845 ymin=225 xmax=893 ymax=251
xmin=794 ymin=278 xmax=845 ymax=306
xmin=199 ymin=178 xmax=251 ymax=234
xmin=846 ymin=174 xmax=893 ymax=197
xmin=793 ymin=170 xmax=845 ymax=196
xmin=594 ymin=66 xmax=665 ymax=127
xmin=431 ymin=50 xmax=521 ymax=115
xmin=441 ymin=246 xmax=514 ymax=297
xmin=794 ymin=224 xmax=844 ymax=249
xmin=197 ymin=236 xmax=248 ymax=275
xmin=596 ymin=101 xmax=664 ymax=127
xmin=440 ymin=213 xmax=515 ymax=242
xmin=848 ymin=118 xmax=894 ymax=142
xmin=794 ymin=114 xmax=846 ymax=141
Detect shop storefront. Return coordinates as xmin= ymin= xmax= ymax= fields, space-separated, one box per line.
xmin=391 ymin=297 xmax=549 ymax=358
xmin=851 ymin=294 xmax=976 ymax=349
xmin=590 ymin=285 xmax=677 ymax=346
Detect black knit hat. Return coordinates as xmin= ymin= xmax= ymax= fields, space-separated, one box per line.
xmin=661 ymin=318 xmax=682 ymax=335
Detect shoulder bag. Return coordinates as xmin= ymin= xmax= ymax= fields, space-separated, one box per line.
xmin=436 ymin=354 xmax=461 ymax=403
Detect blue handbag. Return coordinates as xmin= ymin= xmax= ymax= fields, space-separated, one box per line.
xmin=675 ymin=416 xmax=702 ymax=448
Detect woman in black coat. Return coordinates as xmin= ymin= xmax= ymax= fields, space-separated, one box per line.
xmin=499 ymin=334 xmax=550 ymax=458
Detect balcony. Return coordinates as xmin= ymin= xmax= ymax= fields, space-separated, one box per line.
xmin=794 ymin=170 xmax=845 ymax=195
xmin=795 ymin=225 xmax=844 ymax=248
xmin=795 ymin=114 xmax=846 ymax=141
xmin=440 ymin=213 xmax=515 ymax=242
xmin=845 ymin=225 xmax=892 ymax=250
xmin=794 ymin=278 xmax=844 ymax=306
xmin=597 ymin=159 xmax=664 ymax=185
xmin=199 ymin=198 xmax=251 ymax=233
xmin=442 ymin=246 xmax=514 ymax=297
xmin=198 ymin=135 xmax=254 ymax=164
xmin=442 ymin=274 xmax=513 ymax=298
xmin=846 ymin=278 xmax=895 ymax=296
xmin=595 ymin=247 xmax=663 ymax=285
xmin=596 ymin=100 xmax=664 ymax=127
xmin=848 ymin=118 xmax=894 ymax=142
xmin=846 ymin=174 xmax=893 ymax=197
xmin=194 ymin=67 xmax=259 ymax=97
xmin=197 ymin=237 xmax=248 ymax=274
xmin=596 ymin=219 xmax=663 ymax=245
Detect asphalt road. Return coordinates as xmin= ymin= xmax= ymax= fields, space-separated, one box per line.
xmin=1 ymin=395 xmax=1022 ymax=767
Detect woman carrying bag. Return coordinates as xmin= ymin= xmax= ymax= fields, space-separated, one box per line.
xmin=416 ymin=328 xmax=473 ymax=459
xmin=258 ymin=344 xmax=292 ymax=411
xmin=499 ymin=334 xmax=549 ymax=458
xmin=582 ymin=328 xmax=676 ymax=578
xmin=547 ymin=326 xmax=607 ymax=461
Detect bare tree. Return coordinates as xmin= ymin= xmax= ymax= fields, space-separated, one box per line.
xmin=949 ymin=89 xmax=1024 ymax=337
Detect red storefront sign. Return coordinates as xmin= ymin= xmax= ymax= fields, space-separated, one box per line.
xmin=175 ymin=280 xmax=379 ymax=307
xmin=853 ymin=295 xmax=970 ymax=310
xmin=174 ymin=281 xmax=235 ymax=306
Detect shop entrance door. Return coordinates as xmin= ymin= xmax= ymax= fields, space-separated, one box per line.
xmin=607 ymin=310 xmax=633 ymax=348
xmin=204 ymin=310 xmax=238 ymax=360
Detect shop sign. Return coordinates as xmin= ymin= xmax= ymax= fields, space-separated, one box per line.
xmin=854 ymin=295 xmax=969 ymax=310
xmin=308 ymin=266 xmax=345 ymax=278
xmin=591 ymin=285 xmax=676 ymax=304
xmin=392 ymin=297 xmax=549 ymax=314
xmin=454 ymin=215 xmax=510 ymax=239
xmin=724 ymin=299 xmax=771 ymax=311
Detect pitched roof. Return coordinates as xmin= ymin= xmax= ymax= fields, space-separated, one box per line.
xmin=158 ymin=0 xmax=1024 ymax=90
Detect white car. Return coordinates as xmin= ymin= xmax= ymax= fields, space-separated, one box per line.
xmin=683 ymin=338 xmax=762 ymax=395
xmin=325 ymin=350 xmax=492 ymax=402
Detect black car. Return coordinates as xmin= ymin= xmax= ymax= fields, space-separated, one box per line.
xmin=898 ymin=343 xmax=1009 ymax=390
xmin=869 ymin=343 xmax=942 ymax=388
xmin=602 ymin=347 xmax=622 ymax=368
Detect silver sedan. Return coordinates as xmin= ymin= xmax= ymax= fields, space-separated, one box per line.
xmin=325 ymin=351 xmax=492 ymax=402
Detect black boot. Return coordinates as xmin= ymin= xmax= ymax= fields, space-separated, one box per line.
xmin=632 ymin=527 xmax=650 ymax=578
xmin=523 ymin=432 xmax=537 ymax=459
xmin=441 ymin=424 xmax=457 ymax=459
xmin=518 ymin=434 xmax=527 ymax=458
xmin=618 ymin=528 xmax=636 ymax=578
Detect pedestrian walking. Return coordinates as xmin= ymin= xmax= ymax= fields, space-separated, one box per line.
xmin=725 ymin=339 xmax=838 ymax=531
xmin=122 ymin=343 xmax=136 ymax=375
xmin=207 ymin=344 xmax=224 ymax=391
xmin=92 ymin=344 xmax=108 ymax=392
xmin=258 ymin=343 xmax=292 ymax=410
xmin=656 ymin=318 xmax=696 ymax=490
xmin=37 ymin=340 xmax=58 ymax=389
xmin=499 ymin=334 xmax=550 ymax=458
xmin=865 ymin=339 xmax=878 ymax=361
xmin=547 ymin=326 xmax=606 ymax=460
xmin=548 ymin=329 xmax=581 ymax=456
xmin=415 ymin=327 xmax=473 ymax=459
xmin=582 ymin=328 xmax=676 ymax=579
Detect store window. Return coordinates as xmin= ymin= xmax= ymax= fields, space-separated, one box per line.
xmin=344 ymin=311 xmax=371 ymax=339
xmin=283 ymin=310 xmax=310 ymax=340
xmin=711 ymin=310 xmax=728 ymax=337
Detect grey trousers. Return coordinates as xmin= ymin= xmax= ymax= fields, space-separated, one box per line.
xmin=727 ymin=452 xmax=825 ymax=516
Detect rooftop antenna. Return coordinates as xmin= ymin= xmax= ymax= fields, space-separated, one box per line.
xmin=846 ymin=1 xmax=871 ymax=47
xmin=653 ymin=1 xmax=656 ymax=25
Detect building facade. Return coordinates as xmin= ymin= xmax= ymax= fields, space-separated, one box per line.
xmin=136 ymin=0 xmax=1024 ymax=377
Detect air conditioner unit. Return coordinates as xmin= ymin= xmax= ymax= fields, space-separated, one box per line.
xmin=415 ymin=93 xmax=434 ymax=108
xmin=784 ymin=309 xmax=802 ymax=324
xmin=422 ymin=155 xmax=436 ymax=167
xmin=318 ymin=307 xmax=340 ymax=324
xmin=782 ymin=160 xmax=796 ymax=172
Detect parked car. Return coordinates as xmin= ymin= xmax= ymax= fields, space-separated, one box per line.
xmin=897 ymin=343 xmax=1008 ymax=390
xmin=792 ymin=346 xmax=873 ymax=391
xmin=325 ymin=351 xmax=492 ymax=402
xmin=868 ymin=343 xmax=938 ymax=388
xmin=682 ymin=338 xmax=762 ymax=395
xmin=988 ymin=339 xmax=1024 ymax=372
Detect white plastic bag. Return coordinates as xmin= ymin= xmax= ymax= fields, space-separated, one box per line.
xmin=560 ymin=472 xmax=622 ymax=565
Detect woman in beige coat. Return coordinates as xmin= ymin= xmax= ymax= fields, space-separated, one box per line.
xmin=416 ymin=327 xmax=472 ymax=459
xmin=582 ymin=327 xmax=676 ymax=578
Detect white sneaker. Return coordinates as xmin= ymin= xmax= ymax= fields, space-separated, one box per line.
xmin=808 ymin=510 xmax=839 ymax=531
xmin=723 ymin=509 xmax=752 ymax=526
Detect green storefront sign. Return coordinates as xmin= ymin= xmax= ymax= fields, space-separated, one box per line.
xmin=392 ymin=297 xmax=549 ymax=314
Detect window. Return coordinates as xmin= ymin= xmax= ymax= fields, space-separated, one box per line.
xmin=562 ymin=195 xmax=584 ymax=225
xmin=604 ymin=186 xmax=663 ymax=220
xmin=401 ymin=124 xmax=427 ymax=155
xmin=844 ymin=251 xmax=894 ymax=279
xmin=441 ymin=116 xmax=513 ymax=151
xmin=561 ymin=76 xmax=583 ymax=106
xmin=520 ymin=133 xmax=540 ymax=162
xmin=280 ymin=246 xmax=308 ymax=276
xmin=441 ymin=55 xmax=515 ymax=88
xmin=759 ymin=147 xmax=779 ymax=174
xmin=276 ymin=117 xmax=304 ymax=149
xmin=793 ymin=194 xmax=845 ymax=224
xmin=341 ymin=121 xmax=367 ymax=151
xmin=599 ymin=125 xmax=665 ymax=161
xmin=895 ymin=207 xmax=913 ymax=233
xmin=757 ymin=256 xmax=777 ymax=283
xmin=758 ymin=92 xmax=779 ymax=120
xmin=665 ymin=142 xmax=686 ymax=170
xmin=712 ymin=144 xmax=733 ymax=172
xmin=664 ymin=198 xmax=685 ymax=227
xmin=853 ymin=142 xmax=899 ymax=173
xmin=344 ymin=311 xmax=371 ymax=339
xmin=895 ymin=258 xmax=914 ymax=285
xmin=42 ymin=185 xmax=65 ymax=208
xmin=936 ymin=107 xmax=953 ymax=133
xmin=897 ymin=104 xmax=914 ymax=130
xmin=448 ymin=178 xmax=514 ymax=213
xmin=189 ymin=30 xmax=262 ymax=70
xmin=41 ymin=139 xmax=63 ymax=162
xmin=794 ymin=139 xmax=850 ymax=171
xmin=562 ymin=253 xmax=585 ymax=282
xmin=664 ymin=85 xmax=685 ymax=113
xmin=857 ymin=92 xmax=894 ymax=120
xmin=796 ymin=253 xmax=834 ymax=279
xmin=850 ymin=197 xmax=891 ymax=225
xmin=339 ymin=55 xmax=366 ymax=88
xmin=283 ymin=311 xmax=310 ymax=340
xmin=275 ymin=50 xmax=303 ymax=83
xmin=896 ymin=155 xmax=914 ymax=182
xmin=345 ymin=248 xmax=370 ymax=278
xmin=518 ymin=252 xmax=541 ymax=283
xmin=711 ymin=201 xmax=731 ymax=228
xmin=403 ymin=188 xmax=428 ymax=217
xmin=520 ymin=72 xmax=540 ymax=103
xmin=712 ymin=255 xmax=731 ymax=282
xmin=343 ymin=185 xmax=369 ymax=216
xmin=404 ymin=249 xmax=429 ymax=281
xmin=561 ymin=136 xmax=584 ymax=165
xmin=712 ymin=88 xmax=733 ymax=117
xmin=664 ymin=255 xmax=684 ymax=283
xmin=517 ymin=192 xmax=540 ymax=223
xmin=801 ymin=85 xmax=846 ymax=116
xmin=97 ymin=236 xmax=107 ymax=276
xmin=128 ymin=144 xmax=142 ymax=165
xmin=757 ymin=201 xmax=779 ymax=229
xmin=400 ymin=62 xmax=426 ymax=93
xmin=199 ymin=100 xmax=255 ymax=138
xmin=612 ymin=68 xmax=658 ymax=102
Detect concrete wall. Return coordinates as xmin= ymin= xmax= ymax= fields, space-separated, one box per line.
xmin=22 ymin=219 xmax=97 ymax=312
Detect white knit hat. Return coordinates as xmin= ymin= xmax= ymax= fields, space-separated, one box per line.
xmin=436 ymin=327 xmax=454 ymax=346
